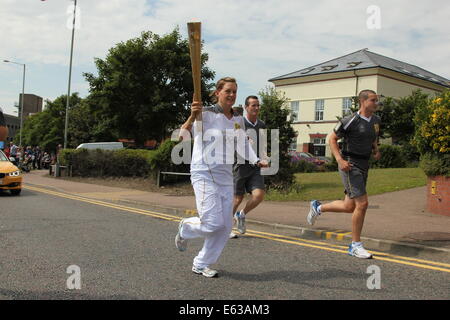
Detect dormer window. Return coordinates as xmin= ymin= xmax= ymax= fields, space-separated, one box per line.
xmin=321 ymin=65 xmax=338 ymax=71
xmin=301 ymin=68 xmax=315 ymax=74
xmin=347 ymin=61 xmax=362 ymax=68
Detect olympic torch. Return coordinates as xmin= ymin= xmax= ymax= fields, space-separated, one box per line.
xmin=187 ymin=22 xmax=202 ymax=122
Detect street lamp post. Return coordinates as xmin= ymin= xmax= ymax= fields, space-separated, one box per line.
xmin=64 ymin=0 xmax=77 ymax=149
xmin=3 ymin=60 xmax=25 ymax=148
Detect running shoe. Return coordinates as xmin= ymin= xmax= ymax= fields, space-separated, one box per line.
xmin=235 ymin=211 xmax=246 ymax=234
xmin=175 ymin=219 xmax=188 ymax=251
xmin=307 ymin=200 xmax=321 ymax=225
xmin=348 ymin=243 xmax=373 ymax=259
xmin=192 ymin=265 xmax=219 ymax=278
xmin=229 ymin=231 xmax=239 ymax=239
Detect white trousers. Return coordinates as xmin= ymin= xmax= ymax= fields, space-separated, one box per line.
xmin=181 ymin=179 xmax=233 ymax=268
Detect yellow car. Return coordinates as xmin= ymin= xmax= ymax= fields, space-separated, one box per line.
xmin=0 ymin=149 xmax=22 ymax=195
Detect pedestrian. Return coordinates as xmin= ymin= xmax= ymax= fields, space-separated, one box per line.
xmin=41 ymin=152 xmax=51 ymax=169
xmin=23 ymin=146 xmax=34 ymax=171
xmin=34 ymin=146 xmax=42 ymax=169
xmin=307 ymin=89 xmax=381 ymax=259
xmin=9 ymin=142 xmax=18 ymax=164
xmin=230 ymin=95 xmax=267 ymax=238
xmin=50 ymin=152 xmax=56 ymax=165
xmin=175 ymin=77 xmax=268 ymax=278
xmin=17 ymin=147 xmax=23 ymax=164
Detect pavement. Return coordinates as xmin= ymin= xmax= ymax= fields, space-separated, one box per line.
xmin=21 ymin=170 xmax=450 ymax=259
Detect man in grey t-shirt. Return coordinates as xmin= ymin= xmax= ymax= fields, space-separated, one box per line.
xmin=306 ymin=90 xmax=381 ymax=259
xmin=231 ymin=96 xmax=267 ymax=238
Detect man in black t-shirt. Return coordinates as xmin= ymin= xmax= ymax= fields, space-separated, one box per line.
xmin=306 ymin=90 xmax=381 ymax=259
xmin=231 ymin=96 xmax=267 ymax=238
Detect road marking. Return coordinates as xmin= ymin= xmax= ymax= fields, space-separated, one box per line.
xmin=25 ymin=184 xmax=450 ymax=274
xmin=25 ymin=185 xmax=179 ymax=222
xmin=246 ymin=231 xmax=450 ymax=273
xmin=246 ymin=229 xmax=450 ymax=270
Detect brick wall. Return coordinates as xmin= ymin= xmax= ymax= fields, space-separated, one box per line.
xmin=427 ymin=176 xmax=450 ymax=216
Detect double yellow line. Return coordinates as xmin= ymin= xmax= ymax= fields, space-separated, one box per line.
xmin=25 ymin=184 xmax=450 ymax=274
xmin=244 ymin=230 xmax=450 ymax=273
xmin=25 ymin=185 xmax=179 ymax=222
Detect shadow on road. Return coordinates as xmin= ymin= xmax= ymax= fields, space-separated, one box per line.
xmin=221 ymin=268 xmax=368 ymax=291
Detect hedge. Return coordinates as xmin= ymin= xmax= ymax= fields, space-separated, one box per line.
xmin=59 ymin=139 xmax=189 ymax=177
xmin=419 ymin=153 xmax=450 ymax=177
xmin=370 ymin=144 xmax=407 ymax=168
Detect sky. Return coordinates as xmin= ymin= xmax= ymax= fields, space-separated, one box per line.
xmin=0 ymin=0 xmax=449 ymax=116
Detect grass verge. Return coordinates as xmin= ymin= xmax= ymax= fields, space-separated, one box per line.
xmin=265 ymin=168 xmax=427 ymax=201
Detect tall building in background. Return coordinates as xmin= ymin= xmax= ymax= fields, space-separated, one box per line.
xmin=1 ymin=94 xmax=43 ymax=143
xmin=4 ymin=114 xmax=20 ymax=143
xmin=19 ymin=94 xmax=43 ymax=118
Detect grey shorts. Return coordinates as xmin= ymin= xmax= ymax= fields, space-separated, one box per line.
xmin=339 ymin=166 xmax=368 ymax=199
xmin=233 ymin=165 xmax=265 ymax=196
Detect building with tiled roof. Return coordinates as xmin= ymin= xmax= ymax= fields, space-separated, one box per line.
xmin=269 ymin=49 xmax=449 ymax=157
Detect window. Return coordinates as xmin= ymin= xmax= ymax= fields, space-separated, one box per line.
xmin=301 ymin=68 xmax=315 ymax=74
xmin=315 ymin=99 xmax=324 ymax=121
xmin=342 ymin=97 xmax=352 ymax=116
xmin=290 ymin=101 xmax=299 ymax=122
xmin=289 ymin=137 xmax=297 ymax=151
xmin=311 ymin=136 xmax=326 ymax=156
xmin=321 ymin=65 xmax=338 ymax=71
xmin=347 ymin=61 xmax=362 ymax=68
xmin=313 ymin=138 xmax=326 ymax=145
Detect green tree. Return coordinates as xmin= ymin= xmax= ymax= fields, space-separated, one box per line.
xmin=20 ymin=93 xmax=82 ymax=151
xmin=83 ymin=28 xmax=215 ymax=147
xmin=68 ymin=97 xmax=119 ymax=147
xmin=377 ymin=90 xmax=429 ymax=161
xmin=413 ymin=90 xmax=450 ymax=177
xmin=258 ymin=87 xmax=297 ymax=189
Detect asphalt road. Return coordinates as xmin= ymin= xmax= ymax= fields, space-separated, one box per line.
xmin=0 ymin=187 xmax=449 ymax=301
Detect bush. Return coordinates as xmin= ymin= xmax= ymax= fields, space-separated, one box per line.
xmin=59 ymin=139 xmax=192 ymax=179
xmin=113 ymin=149 xmax=155 ymax=177
xmin=413 ymin=92 xmax=450 ymax=155
xmin=258 ymin=87 xmax=296 ymax=190
xmin=400 ymin=142 xmax=420 ymax=163
xmin=60 ymin=148 xmax=155 ymax=177
xmin=370 ymin=144 xmax=407 ymax=168
xmin=290 ymin=159 xmax=317 ymax=173
xmin=264 ymin=151 xmax=296 ymax=191
xmin=413 ymin=90 xmax=450 ymax=177
xmin=419 ymin=153 xmax=450 ymax=177
xmin=323 ymin=156 xmax=338 ymax=172
xmin=149 ymin=139 xmax=179 ymax=170
xmin=145 ymin=138 xmax=190 ymax=184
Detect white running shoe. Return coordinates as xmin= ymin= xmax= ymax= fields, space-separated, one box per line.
xmin=307 ymin=200 xmax=321 ymax=225
xmin=229 ymin=231 xmax=239 ymax=239
xmin=192 ymin=265 xmax=219 ymax=278
xmin=175 ymin=219 xmax=188 ymax=251
xmin=348 ymin=243 xmax=373 ymax=259
xmin=235 ymin=211 xmax=246 ymax=234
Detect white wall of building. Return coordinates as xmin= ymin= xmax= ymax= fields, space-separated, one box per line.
xmin=273 ymin=68 xmax=446 ymax=157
